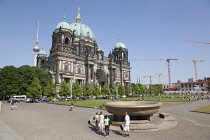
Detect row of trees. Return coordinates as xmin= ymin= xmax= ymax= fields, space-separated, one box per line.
xmin=0 ymin=65 xmax=164 ymax=100
xmin=58 ymin=81 xmax=164 ymax=98
xmin=58 ymin=81 xmax=132 ymax=98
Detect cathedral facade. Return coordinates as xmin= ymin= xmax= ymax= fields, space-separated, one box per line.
xmin=36 ymin=10 xmax=131 ymax=90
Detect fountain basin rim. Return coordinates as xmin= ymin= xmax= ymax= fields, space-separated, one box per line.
xmin=104 ymin=101 xmax=162 ymax=108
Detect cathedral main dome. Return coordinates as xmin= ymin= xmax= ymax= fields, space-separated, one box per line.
xmin=55 ymin=10 xmax=96 ymax=41
xmin=69 ymin=23 xmax=96 ymax=41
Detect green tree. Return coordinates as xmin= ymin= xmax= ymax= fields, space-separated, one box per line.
xmin=83 ymin=82 xmax=92 ymax=97
xmin=31 ymin=66 xmax=51 ymax=96
xmin=118 ymin=84 xmax=125 ymax=96
xmin=125 ymin=85 xmax=131 ymax=97
xmin=44 ymin=80 xmax=57 ymax=98
xmin=134 ymin=84 xmax=140 ymax=95
xmin=101 ymin=84 xmax=111 ymax=96
xmin=131 ymin=83 xmax=136 ymax=94
xmin=149 ymin=86 xmax=154 ymax=95
xmin=26 ymin=77 xmax=42 ymax=100
xmin=92 ymin=84 xmax=100 ymax=97
xmin=0 ymin=66 xmax=19 ymax=98
xmin=110 ymin=85 xmax=117 ymax=96
xmin=72 ymin=80 xmax=82 ymax=97
xmin=158 ymin=85 xmax=164 ymax=94
xmin=59 ymin=81 xmax=70 ymax=98
xmin=17 ymin=65 xmax=51 ymax=96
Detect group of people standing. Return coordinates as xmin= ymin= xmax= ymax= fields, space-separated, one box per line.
xmin=94 ymin=111 xmax=130 ymax=137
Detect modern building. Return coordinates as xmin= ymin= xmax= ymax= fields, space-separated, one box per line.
xmin=179 ymin=77 xmax=210 ymax=94
xmin=162 ymin=78 xmax=210 ymax=94
xmin=35 ymin=9 xmax=131 ymax=90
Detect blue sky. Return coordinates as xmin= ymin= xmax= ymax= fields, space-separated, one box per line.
xmin=0 ymin=0 xmax=210 ymax=84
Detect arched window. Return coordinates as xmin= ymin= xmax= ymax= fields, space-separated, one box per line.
xmin=64 ymin=64 xmax=68 ymax=71
xmin=65 ymin=38 xmax=69 ymax=45
xmin=41 ymin=60 xmax=45 ymax=66
xmin=78 ymin=68 xmax=81 ymax=74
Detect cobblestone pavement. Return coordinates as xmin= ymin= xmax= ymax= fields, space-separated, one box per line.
xmin=0 ymin=100 xmax=210 ymax=140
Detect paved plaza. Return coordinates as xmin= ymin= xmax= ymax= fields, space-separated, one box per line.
xmin=0 ymin=100 xmax=210 ymax=140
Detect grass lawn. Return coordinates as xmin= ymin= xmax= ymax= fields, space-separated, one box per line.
xmin=192 ymin=104 xmax=210 ymax=114
xmin=50 ymin=99 xmax=184 ymax=108
xmin=116 ymin=96 xmax=195 ymax=102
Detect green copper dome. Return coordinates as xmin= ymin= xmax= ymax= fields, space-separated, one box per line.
xmin=56 ymin=21 xmax=70 ymax=29
xmin=70 ymin=23 xmax=96 ymax=41
xmin=98 ymin=47 xmax=103 ymax=51
xmin=69 ymin=9 xmax=96 ymax=41
xmin=38 ymin=50 xmax=46 ymax=55
xmin=115 ymin=42 xmax=126 ymax=49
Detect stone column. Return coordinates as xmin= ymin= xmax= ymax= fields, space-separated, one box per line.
xmin=109 ymin=68 xmax=113 ymax=86
xmin=55 ymin=60 xmax=60 ymax=84
xmin=71 ymin=62 xmax=73 ymax=73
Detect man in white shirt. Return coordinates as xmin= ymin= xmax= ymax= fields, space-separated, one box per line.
xmin=99 ymin=111 xmax=104 ymax=132
xmin=123 ymin=112 xmax=130 ymax=137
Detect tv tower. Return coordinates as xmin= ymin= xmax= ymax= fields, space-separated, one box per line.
xmin=33 ymin=21 xmax=40 ymax=66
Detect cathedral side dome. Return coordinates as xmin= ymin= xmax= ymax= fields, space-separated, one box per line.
xmin=38 ymin=50 xmax=46 ymax=55
xmin=115 ymin=42 xmax=126 ymax=49
xmin=56 ymin=21 xmax=70 ymax=29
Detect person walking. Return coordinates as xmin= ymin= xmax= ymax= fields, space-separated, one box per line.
xmin=69 ymin=103 xmax=73 ymax=111
xmin=99 ymin=111 xmax=104 ymax=134
xmin=14 ymin=100 xmax=18 ymax=110
xmin=11 ymin=100 xmax=14 ymax=110
xmin=123 ymin=112 xmax=130 ymax=137
xmin=104 ymin=115 xmax=110 ymax=137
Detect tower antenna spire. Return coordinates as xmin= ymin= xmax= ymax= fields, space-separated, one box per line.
xmin=36 ymin=21 xmax=40 ymax=41
xmin=33 ymin=21 xmax=40 ymax=66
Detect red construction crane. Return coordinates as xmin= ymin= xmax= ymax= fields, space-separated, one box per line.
xmin=129 ymin=58 xmax=178 ymax=89
xmin=129 ymin=58 xmax=203 ymax=90
xmin=183 ymin=40 xmax=210 ymax=44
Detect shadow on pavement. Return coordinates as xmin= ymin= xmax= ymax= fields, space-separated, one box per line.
xmin=112 ymin=130 xmax=123 ymax=136
xmin=88 ymin=126 xmax=105 ymax=136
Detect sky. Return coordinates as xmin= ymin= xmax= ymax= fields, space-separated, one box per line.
xmin=0 ymin=0 xmax=210 ymax=85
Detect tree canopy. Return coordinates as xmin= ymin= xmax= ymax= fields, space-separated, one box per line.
xmin=92 ymin=84 xmax=100 ymax=96
xmin=72 ymin=80 xmax=82 ymax=97
xmin=59 ymin=81 xmax=70 ymax=98
xmin=44 ymin=80 xmax=57 ymax=98
xmin=26 ymin=77 xmax=42 ymax=99
xmin=118 ymin=84 xmax=125 ymax=96
xmin=101 ymin=84 xmax=110 ymax=96
xmin=0 ymin=65 xmax=51 ymax=99
xmin=83 ymin=82 xmax=92 ymax=97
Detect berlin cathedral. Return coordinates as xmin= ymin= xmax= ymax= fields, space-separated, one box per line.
xmin=34 ymin=9 xmax=131 ymax=90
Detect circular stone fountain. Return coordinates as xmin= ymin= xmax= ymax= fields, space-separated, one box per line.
xmin=104 ymin=101 xmax=162 ymax=121
xmin=88 ymin=101 xmax=178 ymax=132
